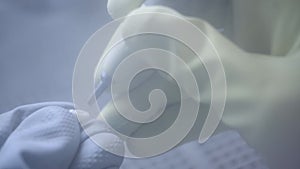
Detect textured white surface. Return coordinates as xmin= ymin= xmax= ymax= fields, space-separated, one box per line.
xmin=0 ymin=103 xmax=124 ymax=169
xmin=120 ymin=131 xmax=268 ymax=169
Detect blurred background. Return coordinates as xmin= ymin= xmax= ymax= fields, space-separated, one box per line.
xmin=0 ymin=0 xmax=110 ymax=112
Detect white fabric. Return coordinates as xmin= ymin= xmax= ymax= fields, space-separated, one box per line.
xmin=121 ymin=131 xmax=268 ymax=169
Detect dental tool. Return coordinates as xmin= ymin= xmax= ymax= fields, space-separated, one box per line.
xmin=88 ymin=72 xmax=111 ymax=105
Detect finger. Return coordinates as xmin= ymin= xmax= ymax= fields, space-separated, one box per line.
xmin=70 ymin=120 xmax=124 ymax=169
xmin=0 ymin=102 xmax=73 ymax=147
xmin=0 ymin=106 xmax=80 ymax=169
xmin=107 ymin=0 xmax=145 ymax=19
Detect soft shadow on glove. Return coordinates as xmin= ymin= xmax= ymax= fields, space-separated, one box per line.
xmin=0 ymin=102 xmax=124 ymax=169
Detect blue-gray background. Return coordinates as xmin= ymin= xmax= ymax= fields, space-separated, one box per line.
xmin=0 ymin=0 xmax=110 ymax=112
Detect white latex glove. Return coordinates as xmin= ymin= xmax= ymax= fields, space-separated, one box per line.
xmin=0 ymin=102 xmax=124 ymax=169
xmin=96 ymin=1 xmax=300 ymax=168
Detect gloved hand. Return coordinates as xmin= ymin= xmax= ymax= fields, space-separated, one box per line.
xmin=0 ymin=102 xmax=124 ymax=169
xmin=93 ymin=1 xmax=300 ymax=169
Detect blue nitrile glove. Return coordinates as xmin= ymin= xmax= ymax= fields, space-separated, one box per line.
xmin=0 ymin=102 xmax=124 ymax=169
